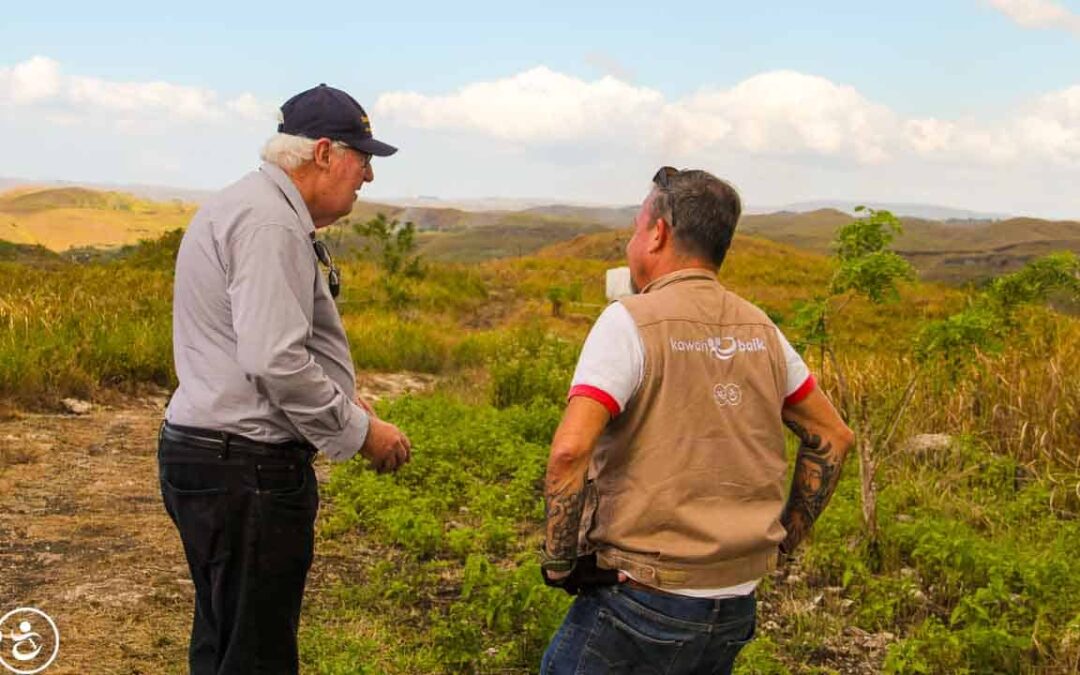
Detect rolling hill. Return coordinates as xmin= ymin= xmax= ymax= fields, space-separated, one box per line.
xmin=0 ymin=186 xmax=195 ymax=251
xmin=739 ymin=209 xmax=1080 ymax=283
xmin=2 ymin=185 xmax=1077 ymax=284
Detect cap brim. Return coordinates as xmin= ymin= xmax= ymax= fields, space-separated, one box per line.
xmin=351 ymin=137 xmax=397 ymax=157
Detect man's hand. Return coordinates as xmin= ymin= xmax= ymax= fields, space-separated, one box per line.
xmin=540 ymin=552 xmax=627 ymax=595
xmin=360 ymin=417 xmax=411 ymax=473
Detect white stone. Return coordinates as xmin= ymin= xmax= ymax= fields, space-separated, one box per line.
xmin=61 ymin=398 xmax=93 ymax=415
xmin=902 ymin=433 xmax=953 ymax=455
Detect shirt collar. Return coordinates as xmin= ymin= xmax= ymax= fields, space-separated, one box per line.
xmin=258 ymin=162 xmax=316 ymax=237
xmin=640 ymin=267 xmax=721 ymax=294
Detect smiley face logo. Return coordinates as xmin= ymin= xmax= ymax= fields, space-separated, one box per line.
xmin=713 ymin=383 xmax=742 ymax=407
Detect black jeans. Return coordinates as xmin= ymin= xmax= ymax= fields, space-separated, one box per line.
xmin=158 ymin=430 xmax=319 ymax=675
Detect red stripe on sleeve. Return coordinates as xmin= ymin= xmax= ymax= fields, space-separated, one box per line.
xmin=568 ymin=384 xmax=621 ymax=417
xmin=784 ymin=374 xmax=816 ymax=406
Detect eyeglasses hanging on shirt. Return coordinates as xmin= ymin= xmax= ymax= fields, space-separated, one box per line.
xmin=312 ymin=239 xmax=341 ymax=298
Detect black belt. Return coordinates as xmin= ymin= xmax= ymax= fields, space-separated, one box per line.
xmin=161 ymin=422 xmax=316 ymax=460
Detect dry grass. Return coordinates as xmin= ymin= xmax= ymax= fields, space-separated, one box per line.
xmin=0 ymin=442 xmax=38 ymax=468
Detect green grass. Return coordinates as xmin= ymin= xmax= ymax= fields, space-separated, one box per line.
xmin=1 ymin=226 xmax=1077 ymax=673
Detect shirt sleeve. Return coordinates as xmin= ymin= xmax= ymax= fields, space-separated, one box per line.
xmin=227 ymin=223 xmax=368 ymax=461
xmin=776 ymin=327 xmax=815 ymax=406
xmin=568 ymin=302 xmax=644 ymax=417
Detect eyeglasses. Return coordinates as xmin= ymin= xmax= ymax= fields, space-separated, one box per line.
xmin=652 ymin=166 xmax=680 ymax=229
xmin=331 ymin=141 xmax=373 ymax=169
xmin=312 ymin=239 xmax=341 ymax=298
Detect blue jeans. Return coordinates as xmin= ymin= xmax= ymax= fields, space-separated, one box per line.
xmin=541 ymin=584 xmax=756 ymax=675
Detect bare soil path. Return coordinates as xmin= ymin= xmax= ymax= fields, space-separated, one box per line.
xmin=0 ymin=373 xmax=435 ymax=675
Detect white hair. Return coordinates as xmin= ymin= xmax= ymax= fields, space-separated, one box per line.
xmin=260 ymin=133 xmax=348 ymax=171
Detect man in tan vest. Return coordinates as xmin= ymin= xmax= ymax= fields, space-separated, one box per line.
xmin=539 ymin=168 xmax=854 ymax=674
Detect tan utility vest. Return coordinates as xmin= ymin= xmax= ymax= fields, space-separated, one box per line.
xmin=580 ymin=268 xmax=789 ymax=590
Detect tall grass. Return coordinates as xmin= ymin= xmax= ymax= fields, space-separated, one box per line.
xmin=0 ymin=262 xmax=173 ymax=405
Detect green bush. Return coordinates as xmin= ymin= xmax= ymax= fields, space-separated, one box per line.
xmin=488 ymin=326 xmax=579 ymax=408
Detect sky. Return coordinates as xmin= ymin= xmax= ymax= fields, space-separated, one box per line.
xmin=2 ymin=0 xmax=1079 ymax=217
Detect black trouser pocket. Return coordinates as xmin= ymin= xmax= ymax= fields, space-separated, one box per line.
xmin=160 ymin=462 xmax=230 ymax=567
xmin=256 ymin=462 xmax=304 ymax=494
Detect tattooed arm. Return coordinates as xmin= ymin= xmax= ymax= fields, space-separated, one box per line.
xmin=779 ymin=387 xmax=855 ymax=559
xmin=543 ymin=397 xmax=611 ymax=577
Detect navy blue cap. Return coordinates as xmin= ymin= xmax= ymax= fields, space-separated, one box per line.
xmin=278 ymin=84 xmax=397 ymax=157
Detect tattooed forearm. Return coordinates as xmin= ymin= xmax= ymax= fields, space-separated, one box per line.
xmin=545 ymin=485 xmax=586 ymax=559
xmin=780 ymin=419 xmax=842 ymax=557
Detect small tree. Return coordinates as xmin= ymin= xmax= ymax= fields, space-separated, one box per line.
xmin=793 ymin=207 xmax=1080 ymax=558
xmin=791 ymin=207 xmax=914 ymax=552
xmin=546 ymin=287 xmax=565 ymax=318
xmin=353 ymin=213 xmax=424 ymax=308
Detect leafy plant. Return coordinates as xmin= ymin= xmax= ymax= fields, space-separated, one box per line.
xmin=353 ymin=213 xmax=424 ymax=307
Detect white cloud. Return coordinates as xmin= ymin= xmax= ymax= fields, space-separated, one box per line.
xmin=376 ymin=65 xmax=1080 ymax=167
xmin=903 ymin=85 xmax=1080 ymax=166
xmin=67 ymin=76 xmax=222 ymax=121
xmin=376 ymin=67 xmax=896 ymax=163
xmin=0 ymin=55 xmax=269 ymax=126
xmin=226 ymin=93 xmax=275 ymax=122
xmin=985 ymin=0 xmax=1080 ymax=35
xmin=1016 ymin=85 xmax=1080 ymax=161
xmin=665 ymin=71 xmax=897 ymax=163
xmin=0 ymin=56 xmax=62 ymax=104
xmin=375 ymin=66 xmax=664 ymax=143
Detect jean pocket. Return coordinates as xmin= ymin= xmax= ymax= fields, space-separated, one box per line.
xmin=578 ymin=607 xmax=687 ymax=674
xmin=255 ymin=462 xmax=306 ymax=495
xmin=160 ymin=462 xmax=229 ymax=496
xmin=702 ymin=616 xmax=755 ymax=675
xmin=159 ymin=463 xmax=229 ymax=566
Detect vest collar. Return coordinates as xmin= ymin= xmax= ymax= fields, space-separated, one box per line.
xmin=640 ymin=267 xmax=720 ymax=294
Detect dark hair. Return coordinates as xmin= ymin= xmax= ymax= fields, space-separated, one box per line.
xmin=650 ymin=169 xmax=741 ymax=268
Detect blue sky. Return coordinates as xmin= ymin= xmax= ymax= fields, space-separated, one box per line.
xmin=2 ymin=1 xmax=1080 ymax=216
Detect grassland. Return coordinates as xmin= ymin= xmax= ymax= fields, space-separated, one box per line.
xmin=1 ymin=212 xmax=1078 ymax=673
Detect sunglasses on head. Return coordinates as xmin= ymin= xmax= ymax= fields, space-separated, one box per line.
xmin=652 ymin=166 xmax=680 ymax=229
xmin=312 ymin=239 xmax=341 ymax=299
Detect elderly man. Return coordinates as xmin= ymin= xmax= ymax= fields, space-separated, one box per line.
xmin=159 ymin=84 xmax=411 ymax=674
xmin=539 ymin=168 xmax=854 ymax=674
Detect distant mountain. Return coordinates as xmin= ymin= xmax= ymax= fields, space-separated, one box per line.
xmin=750 ymin=200 xmax=1011 ymax=221
xmin=0 ymin=177 xmax=212 ymax=204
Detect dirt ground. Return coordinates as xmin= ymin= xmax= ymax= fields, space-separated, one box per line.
xmin=0 ymin=374 xmax=435 ymax=675
xmin=0 ymin=371 xmax=886 ymax=675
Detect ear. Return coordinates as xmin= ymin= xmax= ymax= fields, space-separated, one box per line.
xmin=648 ymin=216 xmax=671 ymax=253
xmin=312 ymin=138 xmax=334 ymax=169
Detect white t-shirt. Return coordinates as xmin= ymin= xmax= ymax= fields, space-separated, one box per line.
xmin=568 ymin=302 xmax=815 ymax=599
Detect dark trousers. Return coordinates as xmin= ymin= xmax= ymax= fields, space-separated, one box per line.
xmin=158 ymin=430 xmax=319 ymax=674
xmin=542 ymin=585 xmax=756 ymax=675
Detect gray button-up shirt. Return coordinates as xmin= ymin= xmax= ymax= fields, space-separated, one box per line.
xmin=166 ymin=162 xmax=368 ymax=461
